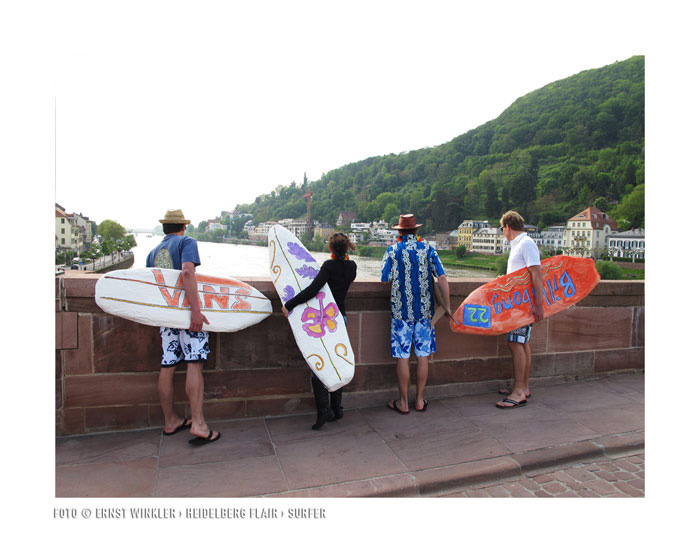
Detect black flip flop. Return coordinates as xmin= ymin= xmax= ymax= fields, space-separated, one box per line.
xmin=163 ymin=418 xmax=192 ymax=436
xmin=188 ymin=430 xmax=221 ymax=446
xmin=496 ymin=398 xmax=527 ymax=409
xmin=414 ymin=399 xmax=428 ymax=412
xmin=387 ymin=400 xmax=410 ymax=415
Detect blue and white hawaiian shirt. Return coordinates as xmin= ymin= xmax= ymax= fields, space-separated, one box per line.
xmin=380 ymin=235 xmax=446 ymax=321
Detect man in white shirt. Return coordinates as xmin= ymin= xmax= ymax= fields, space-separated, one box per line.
xmin=496 ymin=211 xmax=545 ymax=409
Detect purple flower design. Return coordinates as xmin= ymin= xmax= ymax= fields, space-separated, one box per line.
xmin=296 ymin=265 xmax=319 ymax=279
xmin=287 ymin=242 xmax=315 ymax=262
xmin=282 ymin=285 xmax=296 ymax=302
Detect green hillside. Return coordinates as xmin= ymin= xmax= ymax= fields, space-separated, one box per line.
xmin=236 ymin=56 xmax=644 ymax=233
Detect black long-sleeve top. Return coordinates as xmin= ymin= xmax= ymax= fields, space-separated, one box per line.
xmin=284 ymin=258 xmax=357 ymax=316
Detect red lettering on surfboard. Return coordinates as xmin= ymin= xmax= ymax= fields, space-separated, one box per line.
xmin=231 ymin=288 xmax=251 ymax=311
xmin=203 ymin=285 xmax=229 ymax=309
xmin=152 ymin=270 xmax=255 ymax=311
xmin=151 ymin=269 xmax=183 ymax=307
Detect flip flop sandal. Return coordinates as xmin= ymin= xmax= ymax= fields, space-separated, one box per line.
xmin=388 ymin=400 xmax=410 ymax=415
xmin=496 ymin=398 xmax=527 ymax=409
xmin=188 ymin=430 xmax=221 ymax=446
xmin=414 ymin=400 xmax=428 ymax=412
xmin=163 ymin=418 xmax=192 ymax=436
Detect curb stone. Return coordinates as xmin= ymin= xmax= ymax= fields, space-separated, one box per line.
xmin=284 ymin=432 xmax=645 ymax=498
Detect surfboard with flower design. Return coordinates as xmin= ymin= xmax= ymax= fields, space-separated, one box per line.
xmin=450 ymin=255 xmax=600 ymax=335
xmin=268 ymin=224 xmax=354 ymax=392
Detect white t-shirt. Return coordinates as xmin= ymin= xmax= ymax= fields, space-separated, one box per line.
xmin=507 ymin=232 xmax=541 ymax=274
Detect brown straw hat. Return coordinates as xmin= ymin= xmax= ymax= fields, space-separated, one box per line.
xmin=392 ymin=213 xmax=422 ymax=230
xmin=159 ymin=209 xmax=191 ymax=225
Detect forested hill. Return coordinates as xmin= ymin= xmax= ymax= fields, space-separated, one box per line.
xmin=236 ymin=56 xmax=644 ymax=232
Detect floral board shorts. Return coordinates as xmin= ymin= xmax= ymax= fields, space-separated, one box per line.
xmin=507 ymin=324 xmax=532 ymax=344
xmin=391 ymin=318 xmax=436 ymax=359
xmin=160 ymin=327 xmax=210 ymax=367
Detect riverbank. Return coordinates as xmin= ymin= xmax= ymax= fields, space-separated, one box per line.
xmin=55 ymin=251 xmax=134 ymax=274
xmin=134 ymin=235 xmax=643 ymax=280
xmin=355 ymin=246 xmax=502 ymax=272
xmin=130 ymin=234 xmax=493 ymax=279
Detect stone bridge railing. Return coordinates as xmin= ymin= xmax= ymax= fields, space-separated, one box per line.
xmin=55 ymin=274 xmax=644 ymax=435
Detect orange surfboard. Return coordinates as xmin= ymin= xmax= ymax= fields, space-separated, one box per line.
xmin=450 ymin=255 xmax=600 ymax=335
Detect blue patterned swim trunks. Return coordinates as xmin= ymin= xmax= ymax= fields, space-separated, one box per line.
xmin=391 ymin=318 xmax=436 ymax=359
xmin=160 ymin=327 xmax=210 ymax=367
xmin=507 ymin=324 xmax=532 ymax=344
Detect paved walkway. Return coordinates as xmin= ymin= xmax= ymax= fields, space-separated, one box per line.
xmin=55 ymin=372 xmax=644 ymax=497
xmin=437 ymin=452 xmax=644 ymax=497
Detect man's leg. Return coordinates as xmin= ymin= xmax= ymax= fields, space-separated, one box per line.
xmin=185 ymin=362 xmax=219 ymax=439
xmin=158 ymin=327 xmax=190 ymax=433
xmin=413 ymin=319 xmax=434 ymax=410
xmin=415 ymin=355 xmax=429 ymax=410
xmin=393 ymin=357 xmax=411 ymax=413
xmin=523 ymin=341 xmax=532 ymax=395
xmin=387 ymin=319 xmax=410 ymax=413
xmin=497 ymin=342 xmax=529 ymax=406
xmin=158 ymin=365 xmax=189 ymax=432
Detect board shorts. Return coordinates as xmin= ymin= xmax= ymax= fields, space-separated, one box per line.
xmin=507 ymin=324 xmax=532 ymax=344
xmin=391 ymin=318 xmax=436 ymax=359
xmin=160 ymin=327 xmax=210 ymax=367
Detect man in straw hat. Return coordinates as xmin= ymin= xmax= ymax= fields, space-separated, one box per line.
xmin=146 ymin=209 xmax=220 ymax=445
xmin=380 ymin=214 xmax=451 ymax=414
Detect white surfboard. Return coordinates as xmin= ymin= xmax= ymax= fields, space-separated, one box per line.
xmin=268 ymin=225 xmax=354 ymax=392
xmin=95 ymin=268 xmax=272 ymax=332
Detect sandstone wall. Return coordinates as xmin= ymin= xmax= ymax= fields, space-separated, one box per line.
xmin=55 ymin=274 xmax=644 ymax=435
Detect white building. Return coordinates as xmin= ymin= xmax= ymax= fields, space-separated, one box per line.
xmin=563 ymin=206 xmax=618 ymax=257
xmin=55 ymin=204 xmax=93 ymax=252
xmin=607 ymin=229 xmax=645 ymax=261
xmin=540 ymin=226 xmax=565 ymax=252
xmin=504 ymin=224 xmax=542 ymax=253
xmin=207 ymin=222 xmax=225 ymax=232
xmin=472 ymin=227 xmax=504 ymax=255
xmin=374 ymin=228 xmax=398 ymax=242
xmin=247 ymin=221 xmax=277 ymax=241
xmin=351 ymin=222 xmax=371 ymax=232
xmin=279 ymin=218 xmax=313 ymax=238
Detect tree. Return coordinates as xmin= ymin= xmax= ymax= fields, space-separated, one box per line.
xmin=596 ymin=260 xmax=624 ymax=279
xmin=482 ymin=172 xmax=500 ymax=218
xmin=217 ymin=57 xmax=643 ymax=237
xmin=97 ymin=220 xmax=127 ymax=242
xmin=382 ymin=202 xmax=400 ymax=223
xmin=508 ymin=152 xmax=538 ymax=209
xmin=100 ymin=239 xmax=115 ymax=256
xmin=611 ymin=184 xmax=644 ymax=230
xmin=593 ymin=197 xmax=610 ymax=212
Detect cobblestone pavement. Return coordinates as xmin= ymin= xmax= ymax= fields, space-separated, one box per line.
xmin=437 ymin=451 xmax=644 ymax=498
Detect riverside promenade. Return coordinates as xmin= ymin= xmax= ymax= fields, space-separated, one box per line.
xmin=56 ymin=372 xmax=643 ymax=498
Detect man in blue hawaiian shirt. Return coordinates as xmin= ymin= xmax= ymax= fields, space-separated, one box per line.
xmin=381 ymin=214 xmax=451 ymax=414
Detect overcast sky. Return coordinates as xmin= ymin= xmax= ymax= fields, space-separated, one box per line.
xmin=44 ymin=0 xmax=655 ymax=229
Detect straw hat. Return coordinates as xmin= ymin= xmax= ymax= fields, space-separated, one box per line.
xmin=392 ymin=213 xmax=422 ymax=230
xmin=159 ymin=209 xmax=191 ymax=225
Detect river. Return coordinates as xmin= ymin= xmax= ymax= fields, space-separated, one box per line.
xmin=130 ymin=233 xmax=492 ymax=278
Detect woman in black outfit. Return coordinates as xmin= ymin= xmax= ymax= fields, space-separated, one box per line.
xmin=281 ymin=233 xmax=357 ymax=430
